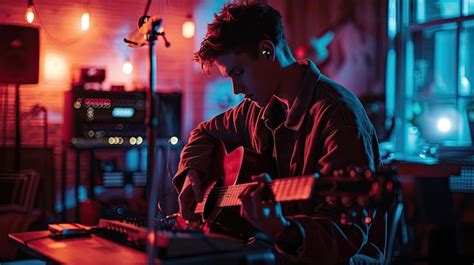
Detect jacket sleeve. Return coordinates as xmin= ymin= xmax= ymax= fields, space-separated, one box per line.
xmin=276 ymin=122 xmax=383 ymax=265
xmin=172 ymin=100 xmax=251 ymax=191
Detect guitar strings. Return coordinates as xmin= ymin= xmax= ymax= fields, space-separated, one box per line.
xmin=203 ymin=181 xmax=302 ymax=200
xmin=204 ymin=183 xmax=274 ymax=198
xmin=203 ymin=176 xmax=343 ymax=202
xmin=205 ymin=175 xmax=368 ymax=198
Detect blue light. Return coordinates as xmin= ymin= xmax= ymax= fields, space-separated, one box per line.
xmin=437 ymin=117 xmax=452 ymax=133
xmin=204 ymin=78 xmax=243 ymax=120
xmin=125 ymin=148 xmax=139 ymax=171
xmin=112 ymin=107 xmax=134 ymax=118
xmin=385 ymin=49 xmax=396 ymax=118
xmin=388 ymin=0 xmax=397 ymax=39
xmin=416 ymin=0 xmax=426 ymax=23
xmin=54 ymin=185 xmax=88 ymax=213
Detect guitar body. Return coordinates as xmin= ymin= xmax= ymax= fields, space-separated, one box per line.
xmin=192 ymin=142 xmax=269 ymax=240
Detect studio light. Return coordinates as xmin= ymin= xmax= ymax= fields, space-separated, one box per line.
xmin=182 ymin=15 xmax=195 ymax=39
xmin=25 ymin=0 xmax=35 ymax=23
xmin=169 ymin=136 xmax=179 ymax=145
xmin=122 ymin=60 xmax=133 ymax=75
xmin=81 ymin=12 xmax=90 ymax=31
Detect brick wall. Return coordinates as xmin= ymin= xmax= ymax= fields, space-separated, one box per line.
xmin=0 ymin=0 xmax=204 ymax=217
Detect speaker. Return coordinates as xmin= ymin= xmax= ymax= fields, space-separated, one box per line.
xmin=0 ymin=25 xmax=40 ymax=84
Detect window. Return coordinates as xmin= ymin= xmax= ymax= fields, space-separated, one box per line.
xmin=389 ymin=0 xmax=474 ymax=153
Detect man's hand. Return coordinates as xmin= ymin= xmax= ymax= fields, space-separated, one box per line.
xmin=178 ymin=168 xmax=203 ymax=221
xmin=239 ymin=173 xmax=290 ymax=239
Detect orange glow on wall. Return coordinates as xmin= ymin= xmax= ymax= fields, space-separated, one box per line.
xmin=44 ymin=52 xmax=68 ymax=80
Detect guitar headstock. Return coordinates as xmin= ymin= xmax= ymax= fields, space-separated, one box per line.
xmin=318 ymin=165 xmax=400 ymax=225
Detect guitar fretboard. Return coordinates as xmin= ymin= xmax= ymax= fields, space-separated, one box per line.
xmin=213 ymin=174 xmax=317 ymax=208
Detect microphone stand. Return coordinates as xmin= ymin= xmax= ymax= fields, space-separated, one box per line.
xmin=130 ymin=16 xmax=170 ymax=265
xmin=145 ymin=20 xmax=158 ymax=265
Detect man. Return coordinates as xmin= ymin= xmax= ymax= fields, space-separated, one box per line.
xmin=173 ymin=2 xmax=384 ymax=264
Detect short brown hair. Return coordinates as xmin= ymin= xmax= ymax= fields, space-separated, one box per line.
xmin=194 ymin=1 xmax=285 ymax=73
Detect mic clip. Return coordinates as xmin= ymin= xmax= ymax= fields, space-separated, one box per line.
xmin=123 ymin=15 xmax=171 ymax=48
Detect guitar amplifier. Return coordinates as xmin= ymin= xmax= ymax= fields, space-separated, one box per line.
xmin=63 ymin=89 xmax=147 ymax=148
xmin=63 ymin=89 xmax=182 ymax=149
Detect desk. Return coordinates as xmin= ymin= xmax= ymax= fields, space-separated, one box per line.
xmin=9 ymin=231 xmax=275 ymax=265
xmin=391 ymin=155 xmax=462 ymax=178
xmin=9 ymin=230 xmax=146 ymax=264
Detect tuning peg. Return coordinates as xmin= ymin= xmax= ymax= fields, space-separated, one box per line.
xmin=340 ymin=213 xmax=347 ymax=225
xmin=325 ymin=195 xmax=337 ymax=206
xmin=356 ymin=195 xmax=368 ymax=207
xmin=332 ymin=169 xmax=344 ymax=177
xmin=347 ymin=166 xmax=363 ymax=178
xmin=369 ymin=182 xmax=381 ymax=197
xmin=364 ymin=169 xmax=375 ymax=180
xmin=386 ymin=180 xmax=394 ymax=192
xmin=341 ymin=195 xmax=353 ymax=208
xmin=348 ymin=168 xmax=357 ymax=179
xmin=364 ymin=216 xmax=372 ymax=224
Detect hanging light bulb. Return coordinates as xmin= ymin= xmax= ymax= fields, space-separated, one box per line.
xmin=182 ymin=15 xmax=195 ymax=39
xmin=25 ymin=0 xmax=35 ymax=23
xmin=122 ymin=60 xmax=133 ymax=75
xmin=81 ymin=12 xmax=90 ymax=31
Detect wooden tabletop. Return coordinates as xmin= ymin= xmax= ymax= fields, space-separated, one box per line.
xmin=9 ymin=230 xmax=146 ymax=264
xmin=9 ymin=230 xmax=275 ymax=265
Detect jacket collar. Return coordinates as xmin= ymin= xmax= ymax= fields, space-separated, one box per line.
xmin=261 ymin=59 xmax=322 ymax=131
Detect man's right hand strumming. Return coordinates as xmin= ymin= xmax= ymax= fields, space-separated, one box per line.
xmin=178 ymin=168 xmax=203 ymax=221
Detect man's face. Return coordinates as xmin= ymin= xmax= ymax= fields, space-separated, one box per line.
xmin=215 ymin=51 xmax=278 ymax=108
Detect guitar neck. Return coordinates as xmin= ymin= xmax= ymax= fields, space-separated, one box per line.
xmin=214 ymin=175 xmax=316 ymax=208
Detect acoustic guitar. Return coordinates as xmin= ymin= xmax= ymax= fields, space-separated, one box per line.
xmin=182 ymin=142 xmax=397 ymax=240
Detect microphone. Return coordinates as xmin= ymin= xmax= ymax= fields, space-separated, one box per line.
xmin=138 ymin=15 xmax=163 ymax=34
xmin=124 ymin=16 xmax=168 ymax=48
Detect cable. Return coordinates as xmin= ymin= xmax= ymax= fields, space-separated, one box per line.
xmin=34 ymin=0 xmax=86 ymax=46
xmin=156 ymin=146 xmax=177 ymax=217
xmin=143 ymin=0 xmax=153 ymax=17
